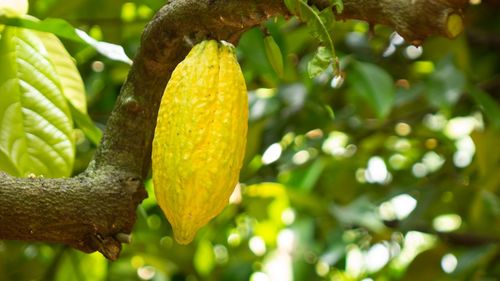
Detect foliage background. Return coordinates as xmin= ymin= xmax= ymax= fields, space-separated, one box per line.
xmin=0 ymin=0 xmax=499 ymax=280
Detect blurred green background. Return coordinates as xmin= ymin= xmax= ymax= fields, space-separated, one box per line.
xmin=0 ymin=0 xmax=499 ymax=280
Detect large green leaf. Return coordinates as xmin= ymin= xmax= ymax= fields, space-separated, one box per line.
xmin=0 ymin=16 xmax=132 ymax=64
xmin=37 ymin=31 xmax=87 ymax=113
xmin=0 ymin=27 xmax=74 ymax=177
xmin=349 ymin=61 xmax=395 ymax=118
xmin=37 ymin=33 xmax=103 ymax=145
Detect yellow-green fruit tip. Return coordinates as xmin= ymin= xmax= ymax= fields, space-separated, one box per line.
xmin=173 ymin=229 xmax=196 ymax=245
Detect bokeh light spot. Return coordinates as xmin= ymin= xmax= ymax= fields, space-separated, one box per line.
xmin=262 ymin=143 xmax=282 ymax=165
xmin=433 ymin=214 xmax=462 ymax=232
xmin=441 ymin=253 xmax=458 ymax=273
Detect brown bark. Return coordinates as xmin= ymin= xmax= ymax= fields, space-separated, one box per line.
xmin=0 ymin=0 xmax=468 ymax=260
xmin=331 ymin=0 xmax=468 ymax=43
xmin=0 ymin=170 xmax=146 ymax=260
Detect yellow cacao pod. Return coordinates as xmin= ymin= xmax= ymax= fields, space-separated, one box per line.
xmin=152 ymin=40 xmax=248 ymax=244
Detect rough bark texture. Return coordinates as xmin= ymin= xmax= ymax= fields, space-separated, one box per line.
xmin=0 ymin=0 xmax=468 ymax=260
xmin=324 ymin=0 xmax=468 ymax=43
xmin=0 ymin=169 xmax=146 ymax=260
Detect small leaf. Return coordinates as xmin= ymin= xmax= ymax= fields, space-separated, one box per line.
xmin=0 ymin=27 xmax=74 ymax=177
xmin=37 ymin=31 xmax=87 ymax=113
xmin=348 ymin=61 xmax=395 ymax=118
xmin=316 ymin=6 xmax=335 ymax=36
xmin=238 ymin=29 xmax=279 ymax=86
xmin=75 ymin=29 xmax=132 ymax=64
xmin=67 ymin=102 xmax=102 ymax=146
xmin=300 ymin=2 xmax=336 ymax=62
xmin=285 ymin=0 xmax=337 ymax=76
xmin=308 ymin=46 xmax=332 ymax=78
xmin=328 ymin=0 xmax=344 ymax=13
xmin=263 ymin=35 xmax=284 ymax=78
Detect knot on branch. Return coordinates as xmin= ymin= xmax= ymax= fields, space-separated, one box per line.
xmin=79 ymin=233 xmax=122 ymax=261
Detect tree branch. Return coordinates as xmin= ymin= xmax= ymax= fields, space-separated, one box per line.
xmin=0 ymin=170 xmax=145 ymax=260
xmin=0 ymin=0 xmax=469 ymax=260
xmin=331 ymin=0 xmax=468 ymax=44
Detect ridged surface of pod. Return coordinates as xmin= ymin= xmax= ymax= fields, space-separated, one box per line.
xmin=152 ymin=40 xmax=248 ymax=244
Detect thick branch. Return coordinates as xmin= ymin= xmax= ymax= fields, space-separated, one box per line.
xmin=332 ymin=0 xmax=468 ymax=43
xmin=0 ymin=170 xmax=146 ymax=260
xmin=0 ymin=0 xmax=469 ymax=259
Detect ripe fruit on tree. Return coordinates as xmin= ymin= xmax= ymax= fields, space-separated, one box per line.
xmin=152 ymin=40 xmax=248 ymax=244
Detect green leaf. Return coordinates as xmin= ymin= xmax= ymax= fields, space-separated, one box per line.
xmin=264 ymin=35 xmax=284 ymax=78
xmin=308 ymin=46 xmax=332 ymax=78
xmin=238 ymin=28 xmax=279 ymax=86
xmin=67 ymin=101 xmax=102 ymax=146
xmin=328 ymin=0 xmax=344 ymax=13
xmin=0 ymin=15 xmax=132 ymax=64
xmin=349 ymin=61 xmax=395 ymax=118
xmin=0 ymin=27 xmax=74 ymax=177
xmin=37 ymin=31 xmax=87 ymax=113
xmin=0 ymin=16 xmax=84 ymax=42
xmin=194 ymin=239 xmax=215 ymax=277
xmin=285 ymin=0 xmax=337 ymax=76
